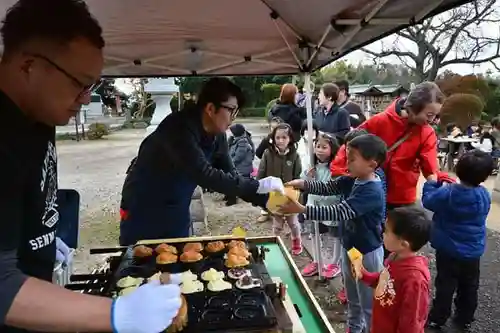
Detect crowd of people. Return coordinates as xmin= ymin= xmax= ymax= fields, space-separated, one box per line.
xmin=225 ymin=81 xmax=493 ymax=333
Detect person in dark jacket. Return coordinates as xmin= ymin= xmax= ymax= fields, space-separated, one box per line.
xmin=119 ymin=78 xmax=285 ymax=245
xmin=314 ymin=83 xmax=351 ymax=144
xmin=423 ymin=150 xmax=494 ymax=330
xmin=225 ymin=124 xmax=255 ymax=205
xmin=268 ymin=83 xmax=306 ymax=141
xmin=228 ymin=124 xmax=255 ymax=177
xmin=335 ymin=80 xmax=366 ymax=128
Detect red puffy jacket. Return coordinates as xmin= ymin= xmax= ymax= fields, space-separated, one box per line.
xmin=330 ymin=144 xmax=349 ymax=177
xmin=358 ymin=100 xmax=438 ymax=205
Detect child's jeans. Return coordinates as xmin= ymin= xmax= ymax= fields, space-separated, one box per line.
xmin=341 ymin=246 xmax=384 ymax=333
xmin=273 ymin=214 xmax=300 ymax=239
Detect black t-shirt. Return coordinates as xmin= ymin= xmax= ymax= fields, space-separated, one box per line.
xmin=0 ymin=91 xmax=58 ymax=332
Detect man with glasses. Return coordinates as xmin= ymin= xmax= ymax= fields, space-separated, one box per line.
xmin=119 ymin=77 xmax=284 ymax=246
xmin=0 ymin=1 xmax=185 ymax=333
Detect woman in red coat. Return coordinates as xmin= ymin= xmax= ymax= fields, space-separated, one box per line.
xmin=359 ymin=82 xmax=446 ymax=209
xmin=331 ymin=81 xmax=450 ymax=209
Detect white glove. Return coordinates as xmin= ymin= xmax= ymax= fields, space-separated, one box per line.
xmin=257 ymin=176 xmax=285 ymax=194
xmin=112 ymin=281 xmax=182 ymax=333
xmin=55 ymin=237 xmax=73 ymax=266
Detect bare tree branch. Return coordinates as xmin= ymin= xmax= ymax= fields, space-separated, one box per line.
xmin=361 ymin=0 xmax=500 ymax=81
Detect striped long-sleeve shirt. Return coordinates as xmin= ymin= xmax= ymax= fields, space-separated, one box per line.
xmin=304 ymin=170 xmax=386 ymax=253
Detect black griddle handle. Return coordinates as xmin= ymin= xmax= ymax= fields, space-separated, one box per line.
xmin=89 ymin=247 xmax=127 ymax=255
xmin=70 ymin=273 xmax=108 ymax=282
xmin=65 ymin=283 xmax=104 ymax=291
xmin=293 ymin=303 xmax=302 ymax=318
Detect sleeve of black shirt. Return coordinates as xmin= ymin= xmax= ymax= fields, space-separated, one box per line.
xmin=0 ymin=148 xmax=28 ymax=324
xmin=212 ymin=134 xmax=237 ymax=175
xmin=163 ymin=125 xmax=267 ymax=207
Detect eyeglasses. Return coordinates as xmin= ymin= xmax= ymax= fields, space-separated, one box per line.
xmin=220 ymin=104 xmax=240 ymax=119
xmin=26 ymin=52 xmax=100 ymax=98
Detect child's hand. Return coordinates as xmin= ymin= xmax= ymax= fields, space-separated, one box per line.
xmin=285 ymin=179 xmax=305 ymax=190
xmin=352 ymin=260 xmax=364 ymax=280
xmin=278 ymin=200 xmax=306 ymax=214
xmin=306 ymin=168 xmax=316 ymax=178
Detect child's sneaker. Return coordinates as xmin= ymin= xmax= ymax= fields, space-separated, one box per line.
xmin=301 ymin=262 xmax=318 ymax=276
xmin=257 ymin=214 xmax=269 ymax=223
xmin=336 ymin=288 xmax=347 ymax=304
xmin=291 ymin=238 xmax=303 ymax=255
xmin=452 ymin=317 xmax=473 ymax=331
xmin=425 ymin=320 xmax=443 ymax=330
xmin=322 ymin=264 xmax=341 ymax=279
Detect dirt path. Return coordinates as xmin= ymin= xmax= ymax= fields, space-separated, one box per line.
xmin=59 ymin=122 xmax=500 ymax=333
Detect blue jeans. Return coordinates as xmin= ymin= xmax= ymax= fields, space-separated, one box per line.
xmin=341 ymin=246 xmax=384 ymax=333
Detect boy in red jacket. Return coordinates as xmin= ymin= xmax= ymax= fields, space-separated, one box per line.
xmin=353 ymin=206 xmax=432 ymax=333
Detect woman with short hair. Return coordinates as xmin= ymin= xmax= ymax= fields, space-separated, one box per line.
xmin=268 ymin=83 xmax=306 ymax=141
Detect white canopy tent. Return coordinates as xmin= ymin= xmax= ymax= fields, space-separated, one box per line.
xmin=0 ymin=0 xmax=472 ymax=76
xmin=0 ymin=0 xmax=473 ymax=282
xmin=3 ymin=0 xmax=472 ymax=77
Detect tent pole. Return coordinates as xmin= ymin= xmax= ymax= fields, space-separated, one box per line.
xmin=304 ymin=72 xmax=324 ymax=281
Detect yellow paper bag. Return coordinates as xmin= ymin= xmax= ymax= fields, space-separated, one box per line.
xmin=266 ymin=187 xmax=300 ymax=215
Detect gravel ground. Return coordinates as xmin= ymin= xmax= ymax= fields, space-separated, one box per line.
xmin=59 ymin=122 xmax=500 ymax=333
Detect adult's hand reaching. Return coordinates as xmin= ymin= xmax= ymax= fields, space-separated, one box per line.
xmin=257 ymin=176 xmax=285 ymax=194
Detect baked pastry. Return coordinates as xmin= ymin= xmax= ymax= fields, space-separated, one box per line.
xmin=225 ymin=254 xmax=249 ymax=268
xmin=227 ymin=268 xmax=251 ymax=280
xmin=228 ymin=246 xmax=250 ymax=258
xmin=235 ymin=276 xmax=262 ymax=290
xmin=181 ymin=270 xmax=198 ymax=283
xmin=180 ymin=251 xmax=203 ymax=263
xmin=201 ymin=268 xmax=224 ymax=281
xmin=207 ymin=278 xmax=232 ymax=292
xmin=119 ymin=286 xmax=138 ymax=296
xmin=205 ymin=241 xmax=225 ymax=253
xmin=183 ymin=242 xmax=203 ymax=252
xmin=156 ymin=252 xmax=178 ymax=264
xmin=167 ymin=295 xmax=188 ymax=333
xmin=117 ymin=276 xmax=143 ymax=288
xmin=155 ymin=243 xmax=178 ymax=254
xmin=148 ymin=272 xmax=162 ymax=283
xmin=180 ymin=279 xmax=204 ymax=294
xmin=227 ymin=240 xmax=246 ymax=249
xmin=133 ymin=245 xmax=153 ymax=257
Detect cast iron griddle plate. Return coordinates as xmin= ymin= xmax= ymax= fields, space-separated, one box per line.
xmin=110 ymin=240 xmax=279 ymax=332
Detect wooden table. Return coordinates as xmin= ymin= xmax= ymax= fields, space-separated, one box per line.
xmin=441 ymin=136 xmax=478 ymax=171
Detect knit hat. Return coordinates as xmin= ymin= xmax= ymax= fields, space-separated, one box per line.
xmin=229 ymin=123 xmax=246 ymax=137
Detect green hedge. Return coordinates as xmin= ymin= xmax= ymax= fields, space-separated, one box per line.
xmin=239 ymin=107 xmax=266 ymax=117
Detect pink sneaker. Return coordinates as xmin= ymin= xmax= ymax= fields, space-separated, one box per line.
xmin=301 ymin=262 xmax=318 ymax=276
xmin=291 ymin=238 xmax=303 ymax=255
xmin=337 ymin=288 xmax=347 ymax=304
xmin=322 ymin=264 xmax=341 ymax=279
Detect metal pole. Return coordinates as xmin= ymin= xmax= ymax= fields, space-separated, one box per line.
xmin=304 ymin=73 xmax=324 ymax=280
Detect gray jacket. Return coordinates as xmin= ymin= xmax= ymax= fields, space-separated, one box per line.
xmin=228 ymin=135 xmax=255 ymax=177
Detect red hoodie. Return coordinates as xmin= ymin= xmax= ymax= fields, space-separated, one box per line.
xmin=358 ymin=99 xmax=438 ymax=204
xmin=361 ymin=255 xmax=430 ymax=333
xmin=330 ymin=144 xmax=349 ymax=176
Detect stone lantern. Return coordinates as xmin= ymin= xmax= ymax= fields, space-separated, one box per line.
xmin=144 ymin=78 xmax=179 ymax=136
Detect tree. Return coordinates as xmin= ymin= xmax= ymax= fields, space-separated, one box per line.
xmin=94 ymin=78 xmax=117 ymax=109
xmin=127 ymin=79 xmax=156 ymax=119
xmin=362 ymin=0 xmax=500 ymax=81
